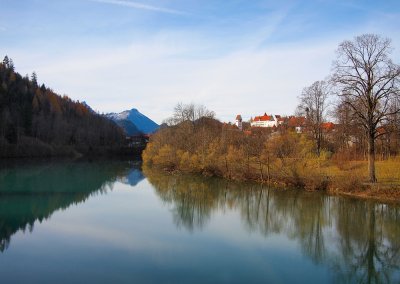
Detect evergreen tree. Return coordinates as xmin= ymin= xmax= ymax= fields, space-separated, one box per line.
xmin=31 ymin=72 xmax=38 ymax=86
xmin=2 ymin=55 xmax=9 ymax=67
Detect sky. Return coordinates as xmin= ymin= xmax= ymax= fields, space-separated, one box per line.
xmin=0 ymin=0 xmax=399 ymax=124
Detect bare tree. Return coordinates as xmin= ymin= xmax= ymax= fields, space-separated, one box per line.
xmin=167 ymin=103 xmax=215 ymax=126
xmin=297 ymin=80 xmax=330 ymax=156
xmin=332 ymin=34 xmax=400 ymax=182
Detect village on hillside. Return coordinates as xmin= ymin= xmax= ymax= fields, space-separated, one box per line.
xmin=230 ymin=112 xmax=375 ymax=156
xmin=233 ymin=113 xmax=334 ymax=134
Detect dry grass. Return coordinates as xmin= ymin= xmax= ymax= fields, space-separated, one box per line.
xmin=250 ymin=157 xmax=400 ymax=201
xmin=320 ymin=157 xmax=400 ymax=202
xmin=375 ymin=157 xmax=400 ymax=184
xmin=324 ymin=157 xmax=400 ymax=184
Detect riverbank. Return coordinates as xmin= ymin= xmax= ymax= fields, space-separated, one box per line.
xmin=143 ymin=157 xmax=400 ymax=204
xmin=328 ymin=183 xmax=400 ymax=204
xmin=323 ymin=159 xmax=400 ymax=203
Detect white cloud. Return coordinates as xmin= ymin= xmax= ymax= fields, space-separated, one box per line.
xmin=88 ymin=0 xmax=188 ymax=15
xmin=4 ymin=9 xmax=399 ymax=124
xmin=20 ymin=35 xmax=336 ymax=124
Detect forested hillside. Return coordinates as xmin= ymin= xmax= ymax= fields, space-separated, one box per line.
xmin=0 ymin=56 xmax=125 ymax=157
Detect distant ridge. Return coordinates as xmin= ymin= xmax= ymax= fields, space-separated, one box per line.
xmin=106 ymin=108 xmax=159 ymax=135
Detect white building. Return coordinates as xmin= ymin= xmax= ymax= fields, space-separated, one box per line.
xmin=250 ymin=113 xmax=283 ymax=128
xmin=235 ymin=114 xmax=243 ymax=130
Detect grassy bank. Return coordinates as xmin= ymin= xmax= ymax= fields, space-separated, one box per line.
xmin=142 ymin=115 xmax=400 ymax=203
xmin=143 ymin=132 xmax=400 ymax=203
xmin=144 ymin=156 xmax=400 ymax=203
xmin=324 ymin=158 xmax=400 ymax=203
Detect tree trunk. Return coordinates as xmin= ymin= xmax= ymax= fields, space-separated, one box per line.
xmin=368 ymin=133 xmax=377 ymax=183
xmin=258 ymin=160 xmax=264 ymax=182
xmin=366 ymin=203 xmax=377 ymax=282
xmin=316 ymin=128 xmax=322 ymax=157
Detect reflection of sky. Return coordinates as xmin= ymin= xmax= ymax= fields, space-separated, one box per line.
xmin=0 ymin=179 xmax=332 ymax=283
xmin=1 ymin=161 xmax=399 ymax=283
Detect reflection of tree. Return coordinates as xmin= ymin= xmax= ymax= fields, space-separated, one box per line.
xmin=333 ymin=200 xmax=400 ymax=283
xmin=237 ymin=188 xmax=330 ymax=264
xmin=292 ymin=193 xmax=330 ymax=264
xmin=145 ymin=167 xmax=400 ymax=282
xmin=0 ymin=160 xmax=134 ymax=252
xmin=144 ymin=167 xmax=220 ymax=231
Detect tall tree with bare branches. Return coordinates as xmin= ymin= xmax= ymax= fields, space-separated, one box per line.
xmin=297 ymin=80 xmax=330 ymax=156
xmin=332 ymin=34 xmax=400 ymax=182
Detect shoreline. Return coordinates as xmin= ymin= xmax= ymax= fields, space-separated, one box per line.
xmin=327 ymin=185 xmax=400 ymax=204
xmin=146 ymin=166 xmax=400 ymax=204
xmin=1 ymin=156 xmax=398 ymax=203
xmin=0 ymin=145 xmax=145 ymax=159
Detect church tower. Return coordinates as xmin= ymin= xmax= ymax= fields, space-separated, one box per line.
xmin=235 ymin=114 xmax=243 ymax=131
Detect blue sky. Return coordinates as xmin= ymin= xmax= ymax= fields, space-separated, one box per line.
xmin=1 ymin=0 xmax=399 ymax=123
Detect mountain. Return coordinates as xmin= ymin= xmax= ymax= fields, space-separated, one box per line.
xmin=113 ymin=119 xmax=142 ymax=136
xmin=82 ymin=101 xmax=96 ymax=113
xmin=106 ymin=108 xmax=159 ymax=135
xmin=119 ymin=168 xmax=145 ymax=186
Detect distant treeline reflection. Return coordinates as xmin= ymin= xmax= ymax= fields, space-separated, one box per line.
xmin=0 ymin=160 xmax=141 ymax=252
xmin=144 ymin=167 xmax=400 ymax=283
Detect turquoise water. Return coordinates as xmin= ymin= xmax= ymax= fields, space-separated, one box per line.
xmin=0 ymin=160 xmax=399 ymax=283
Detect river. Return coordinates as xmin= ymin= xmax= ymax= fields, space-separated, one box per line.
xmin=0 ymin=160 xmax=399 ymax=283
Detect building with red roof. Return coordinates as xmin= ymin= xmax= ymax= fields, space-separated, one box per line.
xmin=250 ymin=113 xmax=283 ymax=128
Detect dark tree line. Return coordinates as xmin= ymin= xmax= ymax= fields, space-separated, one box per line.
xmin=0 ymin=56 xmax=125 ymax=157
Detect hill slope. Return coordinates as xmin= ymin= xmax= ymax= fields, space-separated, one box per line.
xmin=106 ymin=108 xmax=159 ymax=135
xmin=0 ymin=56 xmax=125 ymax=157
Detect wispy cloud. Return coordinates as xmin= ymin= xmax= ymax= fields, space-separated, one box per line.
xmin=4 ymin=1 xmax=398 ymax=123
xmin=0 ymin=26 xmax=6 ymax=32
xmin=89 ymin=0 xmax=188 ymax=15
xmin=17 ymin=31 xmax=337 ymax=123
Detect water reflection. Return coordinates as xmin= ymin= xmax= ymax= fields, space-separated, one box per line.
xmin=144 ymin=167 xmax=400 ymax=283
xmin=0 ymin=160 xmax=140 ymax=252
xmin=145 ymin=168 xmax=218 ymax=230
xmin=1 ymin=162 xmax=399 ymax=283
xmin=119 ymin=168 xmax=145 ymax=186
xmin=333 ymin=201 xmax=400 ymax=283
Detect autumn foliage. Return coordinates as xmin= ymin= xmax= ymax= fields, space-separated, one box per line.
xmin=143 ymin=103 xmax=400 ymax=196
xmin=0 ymin=57 xmax=125 ymax=157
xmin=143 ymin=104 xmax=328 ymax=187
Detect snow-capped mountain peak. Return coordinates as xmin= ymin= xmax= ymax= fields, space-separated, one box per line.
xmin=107 ymin=110 xmax=130 ymax=121
xmin=105 ymin=108 xmax=159 ymax=135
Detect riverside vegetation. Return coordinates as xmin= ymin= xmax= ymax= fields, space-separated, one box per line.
xmin=143 ymin=34 xmax=400 ymax=202
xmin=142 ymin=106 xmax=400 ymax=202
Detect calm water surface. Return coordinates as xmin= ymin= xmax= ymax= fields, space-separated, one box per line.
xmin=0 ymin=160 xmax=399 ymax=283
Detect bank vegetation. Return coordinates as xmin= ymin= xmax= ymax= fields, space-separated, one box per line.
xmin=143 ymin=105 xmax=399 ymax=200
xmin=144 ymin=34 xmax=400 ymax=201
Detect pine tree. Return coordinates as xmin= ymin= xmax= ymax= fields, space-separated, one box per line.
xmin=31 ymin=72 xmax=38 ymax=86
xmin=2 ymin=55 xmax=9 ymax=67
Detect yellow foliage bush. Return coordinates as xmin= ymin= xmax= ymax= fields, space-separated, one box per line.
xmin=152 ymin=144 xmax=176 ymax=170
xmin=142 ymin=116 xmax=400 ymax=192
